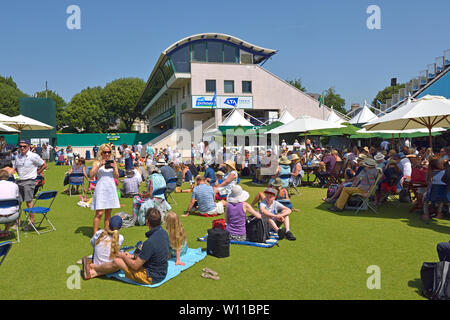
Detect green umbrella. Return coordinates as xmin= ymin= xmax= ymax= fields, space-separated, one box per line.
xmin=309 ymin=123 xmax=361 ymax=136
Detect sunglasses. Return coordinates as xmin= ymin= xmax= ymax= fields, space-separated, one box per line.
xmin=19 ymin=145 xmax=28 ymax=148
xmin=102 ymin=151 xmax=111 ymax=154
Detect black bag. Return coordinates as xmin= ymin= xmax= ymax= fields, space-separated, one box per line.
xmin=206 ymin=228 xmax=230 ymax=258
xmin=63 ymin=173 xmax=69 ymax=186
xmin=420 ymin=261 xmax=450 ymax=300
xmin=246 ymin=216 xmax=269 ymax=243
xmin=399 ymin=189 xmax=411 ymax=203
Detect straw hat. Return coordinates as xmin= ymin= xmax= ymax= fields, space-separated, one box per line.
xmin=363 ymin=146 xmax=370 ymax=153
xmin=224 ymin=160 xmax=236 ymax=170
xmin=271 ymin=177 xmax=283 ymax=188
xmin=290 ymin=154 xmax=300 ymax=162
xmin=363 ymin=158 xmax=377 ymax=168
xmin=374 ymin=153 xmax=385 ymax=161
xmin=357 ymin=154 xmax=367 ymax=161
xmin=227 ymin=185 xmax=250 ymax=204
xmin=216 ymin=171 xmax=225 ymax=177
xmin=279 ymin=156 xmax=291 ymax=165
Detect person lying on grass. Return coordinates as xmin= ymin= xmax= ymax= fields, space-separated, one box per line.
xmin=258 ymin=187 xmax=296 ymax=241
xmin=83 ymin=215 xmax=124 ymax=280
xmin=84 ymin=208 xmax=169 ymax=285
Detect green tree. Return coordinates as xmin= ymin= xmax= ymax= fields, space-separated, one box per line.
xmin=102 ymin=78 xmax=146 ymax=132
xmin=372 ymin=83 xmax=405 ymax=107
xmin=286 ymin=78 xmax=306 ymax=92
xmin=0 ymin=76 xmax=28 ymax=116
xmin=323 ymin=87 xmax=346 ymax=115
xmin=34 ymin=90 xmax=67 ymax=130
xmin=64 ymin=86 xmax=110 ymax=133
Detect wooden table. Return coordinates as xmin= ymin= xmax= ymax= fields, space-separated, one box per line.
xmin=302 ymin=165 xmax=319 ymax=186
xmin=403 ymin=180 xmax=428 ymax=212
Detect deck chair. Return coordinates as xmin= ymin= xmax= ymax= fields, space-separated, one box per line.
xmin=324 ymin=161 xmax=343 ymax=188
xmin=345 ymin=168 xmax=383 ymax=214
xmin=0 ymin=199 xmax=20 ymax=243
xmin=0 ymin=241 xmax=12 ymax=266
xmin=280 ymin=173 xmax=301 ymax=196
xmin=152 ymin=187 xmax=167 ymax=199
xmin=23 ymin=191 xmax=57 ymax=235
xmin=68 ymin=172 xmax=85 ymax=196
xmin=165 ymin=177 xmax=178 ymax=205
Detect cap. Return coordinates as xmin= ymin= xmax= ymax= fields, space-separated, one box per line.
xmin=263 ymin=187 xmax=277 ymax=196
xmin=18 ymin=139 xmax=31 ymax=145
xmin=109 ymin=215 xmax=123 ymax=230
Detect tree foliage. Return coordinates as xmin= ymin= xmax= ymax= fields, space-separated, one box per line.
xmin=372 ymin=83 xmax=405 ymax=107
xmin=323 ymin=86 xmax=346 ymax=115
xmin=0 ymin=76 xmax=28 ymax=116
xmin=286 ymin=78 xmax=306 ymax=92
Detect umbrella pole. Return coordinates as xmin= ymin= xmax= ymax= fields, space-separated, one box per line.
xmin=391 ymin=134 xmax=394 ymax=150
xmin=398 ymin=133 xmax=401 ymax=152
xmin=428 ymin=127 xmax=433 ymax=151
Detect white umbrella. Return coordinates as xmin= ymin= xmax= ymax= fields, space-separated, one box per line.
xmin=0 ymin=113 xmax=16 ymax=124
xmin=0 ymin=123 xmax=19 ymax=133
xmin=8 ymin=115 xmax=54 ymax=131
xmin=364 ymin=95 xmax=450 ymax=149
xmin=265 ymin=116 xmax=345 ymax=135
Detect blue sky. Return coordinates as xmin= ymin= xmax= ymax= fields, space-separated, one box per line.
xmin=1 ymin=0 xmax=449 ymax=110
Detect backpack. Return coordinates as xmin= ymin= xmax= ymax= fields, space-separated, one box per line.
xmin=327 ymin=184 xmax=339 ymax=199
xmin=206 ymin=228 xmax=230 ymax=258
xmin=246 ymin=216 xmax=269 ymax=243
xmin=421 ymin=261 xmax=450 ymax=300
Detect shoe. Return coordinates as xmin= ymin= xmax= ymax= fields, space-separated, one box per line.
xmin=328 ymin=206 xmax=343 ymax=212
xmin=201 ymin=272 xmax=219 ymax=280
xmin=202 ymin=268 xmax=218 ymax=277
xmin=22 ymin=223 xmax=35 ymax=232
xmin=277 ymin=227 xmax=286 ymax=240
xmin=285 ymin=231 xmax=296 ymax=241
xmin=82 ymin=256 xmax=92 ymax=280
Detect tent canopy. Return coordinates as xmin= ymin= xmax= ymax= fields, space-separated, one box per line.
xmin=326 ymin=109 xmax=346 ymax=124
xmin=278 ymin=110 xmax=295 ymax=124
xmin=348 ymin=103 xmax=378 ymax=125
xmin=219 ymin=109 xmax=254 ymax=129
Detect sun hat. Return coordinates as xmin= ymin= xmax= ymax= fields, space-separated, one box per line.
xmin=279 ymin=156 xmax=291 ymax=165
xmin=290 ymin=154 xmax=300 ymax=162
xmin=156 ymin=158 xmax=167 ymax=166
xmin=125 ymin=170 xmax=135 ymax=178
xmin=263 ymin=187 xmax=277 ymax=196
xmin=224 ymin=160 xmax=236 ymax=170
xmin=227 ymin=185 xmax=250 ymax=204
xmin=362 ymin=158 xmax=377 ymax=168
xmin=357 ymin=154 xmax=367 ymax=161
xmin=149 ymin=165 xmax=160 ymax=174
xmin=374 ymin=153 xmax=385 ymax=161
xmin=109 ymin=215 xmax=123 ymax=231
xmin=363 ymin=146 xmax=370 ymax=153
xmin=266 ymin=148 xmax=272 ymax=153
xmin=216 ymin=170 xmax=225 ymax=176
xmin=271 ymin=177 xmax=283 ymax=188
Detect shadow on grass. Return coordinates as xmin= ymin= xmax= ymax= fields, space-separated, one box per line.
xmin=75 ymin=226 xmax=93 ymax=238
xmin=408 ymin=278 xmax=424 ymax=298
xmin=316 ymin=201 xmax=450 ymax=235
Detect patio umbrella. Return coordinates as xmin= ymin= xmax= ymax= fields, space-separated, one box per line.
xmin=5 ymin=115 xmax=53 ymax=141
xmin=265 ymin=116 xmax=345 ymax=135
xmin=309 ymin=123 xmax=360 ymax=136
xmin=0 ymin=123 xmax=19 ymax=133
xmin=363 ymin=95 xmax=450 ymax=149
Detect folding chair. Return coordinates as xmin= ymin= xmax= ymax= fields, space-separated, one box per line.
xmin=23 ymin=191 xmax=57 ymax=235
xmin=68 ymin=172 xmax=85 ymax=196
xmin=165 ymin=177 xmax=178 ymax=205
xmin=0 ymin=241 xmax=12 ymax=266
xmin=152 ymin=187 xmax=167 ymax=199
xmin=324 ymin=161 xmax=343 ymax=189
xmin=0 ymin=199 xmax=20 ymax=243
xmin=345 ymin=169 xmax=383 ymax=214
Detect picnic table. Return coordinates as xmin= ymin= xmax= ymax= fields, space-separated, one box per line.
xmin=302 ymin=164 xmax=320 ymax=186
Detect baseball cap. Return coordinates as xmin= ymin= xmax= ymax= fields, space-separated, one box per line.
xmin=18 ymin=139 xmax=31 ymax=146
xmin=109 ymin=215 xmax=123 ymax=230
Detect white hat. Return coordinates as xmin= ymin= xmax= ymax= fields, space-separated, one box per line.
xmin=374 ymin=153 xmax=385 ymax=161
xmin=156 ymin=159 xmax=167 ymax=166
xmin=227 ymin=185 xmax=250 ymax=204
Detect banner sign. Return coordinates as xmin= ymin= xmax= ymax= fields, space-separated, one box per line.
xmin=192 ymin=95 xmax=253 ymax=109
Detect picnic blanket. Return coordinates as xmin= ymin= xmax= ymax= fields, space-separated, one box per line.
xmin=105 ymin=247 xmax=207 ymax=287
xmin=197 ymin=231 xmax=279 ymax=248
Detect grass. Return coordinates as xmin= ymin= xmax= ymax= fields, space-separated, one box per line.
xmin=1 ymin=162 xmax=449 ymax=300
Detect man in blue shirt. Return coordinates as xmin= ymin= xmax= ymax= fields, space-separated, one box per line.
xmin=203 ymin=164 xmax=216 ymax=186
xmin=113 ymin=208 xmax=169 ymax=284
xmin=183 ymin=175 xmax=224 ymax=216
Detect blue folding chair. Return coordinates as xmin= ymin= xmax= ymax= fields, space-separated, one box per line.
xmin=0 ymin=241 xmax=12 ymax=266
xmin=152 ymin=187 xmax=167 ymax=198
xmin=68 ymin=172 xmax=85 ymax=196
xmin=23 ymin=191 xmax=58 ymax=235
xmin=165 ymin=177 xmax=178 ymax=205
xmin=0 ymin=198 xmax=20 ymax=243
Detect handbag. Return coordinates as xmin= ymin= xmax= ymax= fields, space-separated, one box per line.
xmin=212 ymin=218 xmax=226 ymax=230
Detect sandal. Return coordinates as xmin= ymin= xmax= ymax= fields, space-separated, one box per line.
xmin=201 ymin=272 xmax=220 ymax=280
xmin=202 ymin=268 xmax=218 ymax=277
xmin=82 ymin=256 xmax=92 ymax=280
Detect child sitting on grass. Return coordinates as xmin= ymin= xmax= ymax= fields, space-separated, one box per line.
xmin=164 ymin=211 xmax=187 ymax=266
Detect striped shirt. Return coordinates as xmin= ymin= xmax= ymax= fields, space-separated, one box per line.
xmin=355 ymin=168 xmax=378 ymax=192
xmin=192 ymin=183 xmax=216 ymax=213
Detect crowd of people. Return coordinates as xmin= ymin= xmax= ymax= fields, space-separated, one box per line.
xmin=1 ymin=136 xmax=449 ymax=286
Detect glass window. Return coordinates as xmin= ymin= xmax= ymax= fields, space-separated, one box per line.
xmin=169 ymin=46 xmax=190 ymax=73
xmin=224 ymin=80 xmax=234 ymax=93
xmin=207 ymin=41 xmax=222 ymax=63
xmin=206 ymin=80 xmax=216 ymax=92
xmin=193 ymin=41 xmax=207 ymax=62
xmin=224 ymin=43 xmax=237 ymax=63
xmin=240 ymin=50 xmax=253 ymax=64
xmin=242 ymin=81 xmax=252 ymax=93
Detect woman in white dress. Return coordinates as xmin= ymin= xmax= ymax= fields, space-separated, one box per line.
xmin=89 ymin=144 xmax=120 ymax=235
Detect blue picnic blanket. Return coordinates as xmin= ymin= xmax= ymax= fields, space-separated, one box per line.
xmin=105 ymin=247 xmax=207 ymax=287
xmin=197 ymin=231 xmax=279 ymax=248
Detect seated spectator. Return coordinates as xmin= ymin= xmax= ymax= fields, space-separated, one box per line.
xmin=259 ymin=187 xmax=296 ymax=241
xmin=290 ymin=153 xmax=304 ymax=185
xmin=83 ymin=215 xmax=124 ymax=280
xmin=147 ymin=165 xmax=167 ymax=200
xmin=421 ymin=159 xmax=448 ymax=222
xmin=184 ymin=175 xmax=225 ymax=216
xmin=251 ymin=178 xmax=290 ymax=208
xmin=164 ymin=211 xmax=187 ymax=266
xmin=67 ymin=157 xmax=88 ymax=194
xmin=225 ymin=185 xmax=261 ymax=241
xmin=88 ymin=208 xmax=169 ymax=285
xmin=132 ymin=163 xmax=143 ymax=184
xmin=0 ymin=169 xmax=19 ymax=238
xmin=181 ymin=164 xmax=193 ymax=183
xmin=270 ymin=156 xmax=291 ymax=188
xmin=203 ymin=164 xmax=216 ymax=186
xmin=322 ymin=167 xmax=356 ymax=203
xmin=173 ymin=165 xmax=183 ymax=188
xmin=374 ymin=159 xmax=401 ymax=205
xmin=316 ymin=149 xmax=337 ymax=187
xmin=215 ymin=160 xmax=239 ymax=197
xmin=158 ymin=159 xmax=176 ymax=193
xmin=374 ymin=153 xmax=386 ymax=169
xmin=328 ymin=158 xmax=379 ymax=212
xmin=121 ymin=170 xmax=140 ymax=197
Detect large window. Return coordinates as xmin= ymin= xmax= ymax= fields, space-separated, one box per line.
xmin=206 ymin=80 xmax=216 ymax=92
xmin=224 ymin=43 xmax=238 ymax=63
xmin=224 ymin=80 xmax=234 ymax=93
xmin=208 ymin=41 xmax=222 ymax=63
xmin=169 ymin=45 xmax=190 ymax=73
xmin=242 ymin=81 xmax=252 ymax=93
xmin=193 ymin=41 xmax=207 ymax=62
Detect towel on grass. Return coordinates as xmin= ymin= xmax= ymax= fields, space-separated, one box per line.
xmin=197 ymin=231 xmax=279 ymax=248
xmin=105 ymin=247 xmax=207 ymax=287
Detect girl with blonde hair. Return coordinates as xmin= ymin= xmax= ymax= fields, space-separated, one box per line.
xmin=89 ymin=143 xmax=120 ymax=235
xmin=165 ymin=211 xmax=187 ymax=266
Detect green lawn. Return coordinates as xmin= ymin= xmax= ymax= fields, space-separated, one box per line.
xmin=1 ymin=162 xmax=449 ymax=300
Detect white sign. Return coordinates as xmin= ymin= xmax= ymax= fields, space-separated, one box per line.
xmin=192 ymin=95 xmax=253 ymax=109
